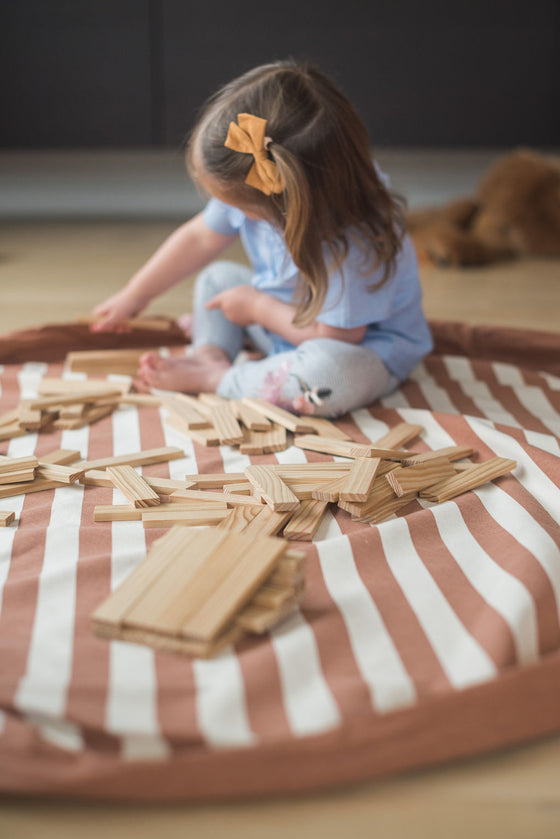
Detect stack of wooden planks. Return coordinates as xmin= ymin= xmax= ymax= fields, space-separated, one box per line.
xmin=92 ymin=528 xmax=306 ymax=658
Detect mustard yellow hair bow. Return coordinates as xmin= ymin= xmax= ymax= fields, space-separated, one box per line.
xmin=224 ymin=113 xmax=283 ymax=195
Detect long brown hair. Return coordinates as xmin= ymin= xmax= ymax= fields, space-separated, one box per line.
xmin=187 ymin=61 xmax=406 ymax=327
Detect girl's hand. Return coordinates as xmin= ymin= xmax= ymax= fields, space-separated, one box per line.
xmin=205 ymin=286 xmax=263 ymax=327
xmin=91 ymin=288 xmax=147 ymax=332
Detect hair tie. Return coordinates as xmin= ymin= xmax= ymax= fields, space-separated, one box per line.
xmin=224 ymin=113 xmax=283 ymax=195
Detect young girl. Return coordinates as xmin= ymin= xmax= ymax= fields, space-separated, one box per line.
xmin=93 ymin=61 xmax=432 ymax=417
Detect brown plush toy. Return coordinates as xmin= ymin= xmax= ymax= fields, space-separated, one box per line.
xmin=406 ymin=149 xmax=560 ymax=267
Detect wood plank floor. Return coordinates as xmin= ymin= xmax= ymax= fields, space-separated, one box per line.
xmin=1 ymin=218 xmax=559 ymax=837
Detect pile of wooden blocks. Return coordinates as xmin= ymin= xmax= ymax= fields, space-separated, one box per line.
xmin=92 ymin=528 xmax=306 ymax=658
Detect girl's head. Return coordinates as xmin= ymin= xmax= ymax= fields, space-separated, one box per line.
xmin=187 ymin=60 xmax=405 ymax=325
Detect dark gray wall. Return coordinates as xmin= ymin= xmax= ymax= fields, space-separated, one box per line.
xmin=1 ymin=0 xmax=559 ymax=148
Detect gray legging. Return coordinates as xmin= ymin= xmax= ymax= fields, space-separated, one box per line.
xmin=192 ymin=261 xmax=399 ymax=418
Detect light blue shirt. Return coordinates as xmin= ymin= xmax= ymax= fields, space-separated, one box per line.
xmin=203 ymin=197 xmax=433 ymax=380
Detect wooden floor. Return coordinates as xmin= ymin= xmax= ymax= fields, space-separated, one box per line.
xmin=1 ymin=219 xmax=560 ymax=837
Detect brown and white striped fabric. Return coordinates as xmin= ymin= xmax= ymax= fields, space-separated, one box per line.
xmin=1 ymin=332 xmax=559 ymax=801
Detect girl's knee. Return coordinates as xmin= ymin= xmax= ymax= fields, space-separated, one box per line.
xmin=194 ymin=261 xmax=250 ymax=303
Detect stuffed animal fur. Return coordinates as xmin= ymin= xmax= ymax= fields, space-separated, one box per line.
xmin=406 ymin=149 xmax=560 ymax=267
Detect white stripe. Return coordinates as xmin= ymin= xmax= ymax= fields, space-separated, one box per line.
xmin=105 ymin=406 xmax=167 ymax=755
xmin=443 ymin=357 xmax=520 ymax=427
xmin=410 ymin=363 xmax=459 ymax=413
xmin=158 ymin=406 xmax=197 ymax=478
xmin=380 ymin=388 xmax=410 ymax=409
xmin=474 ymin=482 xmax=560 ymax=622
xmin=378 ymin=518 xmax=497 ymax=688
xmin=464 ymin=416 xmax=560 ymax=524
xmin=491 ymin=362 xmax=525 ymax=388
xmin=492 ymin=361 xmax=560 ymax=436
xmin=349 ymin=409 xmax=390 ymax=442
xmin=429 ymin=502 xmax=539 ymax=664
xmin=270 ymin=609 xmax=341 ymax=736
xmin=316 ymin=533 xmax=416 ymax=712
xmin=26 ymin=713 xmax=84 ymax=752
xmin=15 ymin=427 xmax=88 ymax=718
xmin=394 ymin=407 xmax=457 ymax=450
xmin=193 ymin=650 xmax=256 ymax=747
xmin=543 ymin=372 xmax=560 ymax=392
xmin=0 ymin=432 xmax=35 ymax=614
xmin=523 ymin=429 xmax=560 ymax=457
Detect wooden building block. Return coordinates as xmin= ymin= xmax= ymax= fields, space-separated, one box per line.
xmin=0 ymin=477 xmax=67 ymax=500
xmin=271 ymin=463 xmax=353 ymax=475
xmin=168 ymin=419 xmax=221 ymax=447
xmin=0 ymin=408 xmax=21 ymax=428
xmin=294 ymin=435 xmax=411 ymax=460
xmin=80 ymin=446 xmax=185 ymax=472
xmin=141 ymin=508 xmax=230 ymax=528
xmin=26 ymin=389 xmax=123 ymax=412
xmin=245 ymin=465 xmax=300 ymax=512
xmin=311 ymin=475 xmax=349 ymax=502
xmin=184 ymin=472 xmax=246 ymax=488
xmin=94 ymin=504 xmax=143 ymax=522
xmin=81 ymin=470 xmax=195 ymax=494
xmin=223 ymin=482 xmax=252 ymax=495
xmin=240 ymin=424 xmax=287 ymax=455
xmin=0 ymin=423 xmax=27 ymax=442
xmin=161 ymin=394 xmax=210 ymax=430
xmin=241 ymin=506 xmax=293 ymax=538
xmin=236 ymin=596 xmax=302 ymax=634
xmin=0 ymin=469 xmax=36 ymax=485
xmin=38 ymin=377 xmax=130 ymax=397
xmin=294 ymin=415 xmax=351 ymax=440
xmin=400 ymin=445 xmax=475 ymax=467
xmin=92 ymin=527 xmax=203 ymax=627
xmin=0 ymin=455 xmax=39 ymax=474
xmin=17 ymin=404 xmax=44 ymax=431
xmin=339 ymin=457 xmax=381 ymax=502
xmin=372 ymin=422 xmax=423 ymax=449
xmin=386 ymin=456 xmax=456 ymax=497
xmin=0 ymin=511 xmax=16 ymax=526
xmin=107 ymin=465 xmax=161 ymax=508
xmin=358 ymin=491 xmax=418 ymax=524
xmin=36 ymin=463 xmax=85 ymax=484
xmin=419 ymin=457 xmax=517 ymax=503
xmin=282 ymin=499 xmax=328 ymax=541
xmin=39 ymin=449 xmax=83 ymax=466
xmin=170 ymin=488 xmax=264 ymax=509
xmin=241 ymin=397 xmax=318 ymax=433
xmin=208 ymin=403 xmax=244 ymax=445
xmin=230 ymin=400 xmax=272 ymax=431
xmin=217 ymin=505 xmax=264 ymax=532
xmin=338 ymin=476 xmax=400 ymax=518
xmin=67 ymin=349 xmax=151 ymax=376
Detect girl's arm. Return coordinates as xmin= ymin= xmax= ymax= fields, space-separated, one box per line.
xmin=206 ymin=286 xmax=367 ymax=345
xmin=93 ymin=212 xmax=237 ymax=331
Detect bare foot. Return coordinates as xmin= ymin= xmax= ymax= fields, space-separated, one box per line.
xmin=138 ymin=351 xmax=231 ymax=393
xmin=177 ymin=312 xmax=193 ymax=339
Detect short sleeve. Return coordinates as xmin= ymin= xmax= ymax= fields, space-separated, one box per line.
xmin=316 ymin=236 xmax=419 ymax=328
xmin=203 ymin=198 xmax=245 ymax=236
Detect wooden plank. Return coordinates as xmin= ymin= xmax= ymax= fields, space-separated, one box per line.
xmin=26 ymin=389 xmax=123 ymax=411
xmin=36 ymin=463 xmax=85 ymax=484
xmin=0 ymin=455 xmax=39 ymax=474
xmin=170 ymin=488 xmax=265 ymax=509
xmin=39 ymin=448 xmax=83 ymax=466
xmin=118 ymin=393 xmax=162 ymax=408
xmin=338 ymin=476 xmax=400 ymax=518
xmin=141 ymin=508 xmax=229 ymax=528
xmin=79 ymin=446 xmax=184 ymax=472
xmin=93 ymin=502 xmax=219 ymax=522
xmin=107 ymin=465 xmax=161 ymax=508
xmin=240 ymin=424 xmax=287 ymax=455
xmin=236 ymin=596 xmax=302 ymax=634
xmin=294 ymin=435 xmax=410 ymax=460
xmin=121 ymin=529 xmax=233 ymax=632
xmin=271 ymin=463 xmax=353 ymax=475
xmin=241 ymin=506 xmax=292 ymax=537
xmin=251 ymin=582 xmax=302 ymax=610
xmin=419 ymin=457 xmax=517 ymax=503
xmin=81 ymin=470 xmax=196 ymax=494
xmin=17 ymin=404 xmax=44 ymax=430
xmin=311 ymin=475 xmax=349 ymax=502
xmin=0 ymin=408 xmax=21 ymax=428
xmin=295 ymin=416 xmax=351 ymax=440
xmin=0 ymin=511 xmax=16 ymax=526
xmin=386 ymin=456 xmax=456 ymax=497
xmin=0 ymin=477 xmax=67 ymax=500
xmin=92 ymin=527 xmax=202 ymax=626
xmin=241 ymin=397 xmax=318 ymax=433
xmin=283 ymin=499 xmax=328 ymax=541
xmin=67 ymin=348 xmax=151 ymax=376
xmin=339 ymin=457 xmax=381 ymax=502
xmin=179 ymin=533 xmax=288 ymax=642
xmin=92 ymin=619 xmax=244 ymax=659
xmin=208 ymin=403 xmax=244 ymax=445
xmin=54 ymin=403 xmax=116 ymax=430
xmin=400 ymin=446 xmax=475 ymax=467
xmin=223 ymin=482 xmax=252 ymax=495
xmin=372 ymin=422 xmax=423 ymax=449
xmin=230 ymin=400 xmax=272 ymax=431
xmin=358 ymin=491 xmax=418 ymax=524
xmin=216 ymin=505 xmax=264 ymax=532
xmin=0 ymin=469 xmax=36 ymax=485
xmin=168 ymin=418 xmax=221 ymax=447
xmin=38 ymin=377 xmax=130 ymax=397
xmin=184 ymin=471 xmax=246 ymax=488
xmin=245 ymin=465 xmax=300 ymax=512
xmin=0 ymin=423 xmax=27 ymax=442
xmin=161 ymin=394 xmax=210 ymax=430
